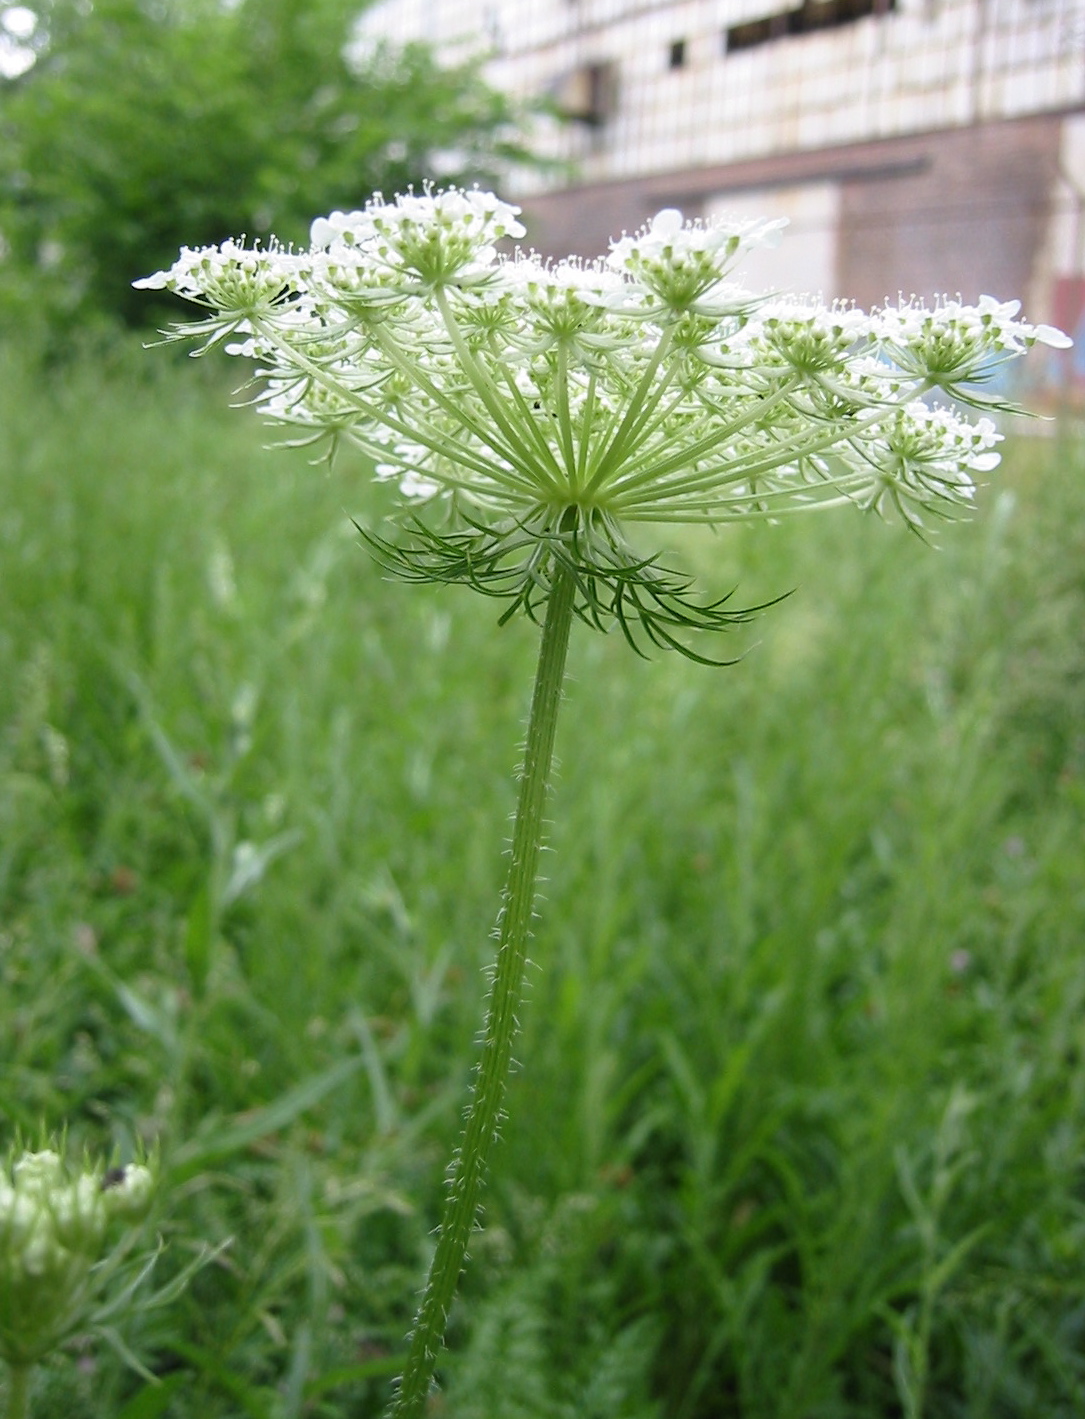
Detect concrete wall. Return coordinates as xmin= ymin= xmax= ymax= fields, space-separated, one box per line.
xmin=357 ymin=0 xmax=1085 ymax=191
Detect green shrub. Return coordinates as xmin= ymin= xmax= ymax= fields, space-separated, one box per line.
xmin=0 ymin=0 xmax=533 ymax=332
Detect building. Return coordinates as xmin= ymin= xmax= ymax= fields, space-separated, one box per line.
xmin=357 ymin=0 xmax=1085 ymax=375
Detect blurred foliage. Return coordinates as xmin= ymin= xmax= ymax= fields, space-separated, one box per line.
xmin=0 ymin=0 xmax=537 ymax=331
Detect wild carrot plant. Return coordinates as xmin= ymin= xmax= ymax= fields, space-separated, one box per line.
xmin=137 ymin=187 xmax=1068 ymax=1414
xmin=0 ymin=1146 xmax=159 ymax=1419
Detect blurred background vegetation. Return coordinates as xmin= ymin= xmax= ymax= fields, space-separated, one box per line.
xmin=2 ymin=5 xmax=1085 ymax=1416
xmin=2 ymin=344 xmax=1084 ymax=1418
xmin=0 ymin=0 xmax=533 ymax=333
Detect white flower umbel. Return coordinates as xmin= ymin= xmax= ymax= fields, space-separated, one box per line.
xmin=140 ymin=189 xmax=1066 ymax=542
xmin=138 ymin=187 xmax=1068 ymax=1419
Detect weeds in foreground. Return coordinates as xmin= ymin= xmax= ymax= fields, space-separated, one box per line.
xmin=0 ymin=319 xmax=1083 ymax=1415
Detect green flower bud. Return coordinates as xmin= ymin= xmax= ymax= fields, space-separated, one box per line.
xmin=0 ymin=1145 xmax=158 ymax=1368
xmin=10 ymin=1151 xmax=63 ymax=1198
xmin=51 ymin=1173 xmax=107 ymax=1253
xmin=101 ymin=1164 xmax=155 ymax=1220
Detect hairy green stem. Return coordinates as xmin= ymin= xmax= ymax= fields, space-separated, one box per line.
xmin=5 ymin=1364 xmax=31 ymax=1419
xmin=388 ymin=556 xmax=578 ymax=1419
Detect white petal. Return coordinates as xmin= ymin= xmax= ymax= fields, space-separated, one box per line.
xmin=650 ymin=208 xmax=684 ymax=237
xmin=1033 ymin=323 xmax=1073 ymax=349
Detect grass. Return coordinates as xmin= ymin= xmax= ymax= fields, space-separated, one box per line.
xmin=1 ymin=335 xmax=1083 ymax=1417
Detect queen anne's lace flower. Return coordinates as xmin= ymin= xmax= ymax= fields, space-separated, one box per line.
xmin=308 ymin=188 xmax=525 ymax=291
xmin=607 ymin=207 xmax=786 ymax=316
xmin=135 ymin=239 xmax=299 ymax=313
xmin=138 ymin=186 xmax=1067 ymax=628
xmin=875 ymin=294 xmax=1071 ymax=395
xmin=841 ymin=404 xmax=1002 ymax=528
xmin=135 ymin=189 xmax=1072 ymax=1419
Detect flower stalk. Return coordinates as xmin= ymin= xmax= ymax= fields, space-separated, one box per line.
xmin=390 ymin=551 xmax=577 ymax=1418
xmin=5 ymin=1364 xmax=29 ymax=1419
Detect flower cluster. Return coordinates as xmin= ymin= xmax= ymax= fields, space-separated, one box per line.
xmin=0 ymin=1148 xmax=155 ymax=1367
xmin=138 ymin=187 xmax=1069 ymax=638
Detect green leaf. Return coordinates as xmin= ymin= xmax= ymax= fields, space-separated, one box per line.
xmin=167 ymin=1054 xmax=365 ymax=1182
xmin=183 ymin=884 xmax=214 ymax=998
xmin=114 ymin=1373 xmax=191 ymax=1419
xmin=162 ymin=1340 xmax=275 ymax=1419
xmin=304 ymin=1354 xmax=409 ymax=1398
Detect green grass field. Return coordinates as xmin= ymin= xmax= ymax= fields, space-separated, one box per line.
xmin=2 ymin=337 xmax=1084 ymax=1417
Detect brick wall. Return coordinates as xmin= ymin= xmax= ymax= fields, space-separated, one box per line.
xmin=837 ymin=115 xmax=1062 ymax=306
xmin=517 ymin=112 xmax=1065 ymax=307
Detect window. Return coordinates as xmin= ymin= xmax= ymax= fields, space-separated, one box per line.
xmin=725 ymin=0 xmax=895 ymax=52
xmin=550 ymin=61 xmax=618 ymax=125
xmin=669 ymin=38 xmax=687 ymax=68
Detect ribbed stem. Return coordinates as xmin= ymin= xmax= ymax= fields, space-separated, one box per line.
xmin=5 ymin=1364 xmax=31 ymax=1419
xmin=388 ymin=558 xmax=578 ymax=1418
